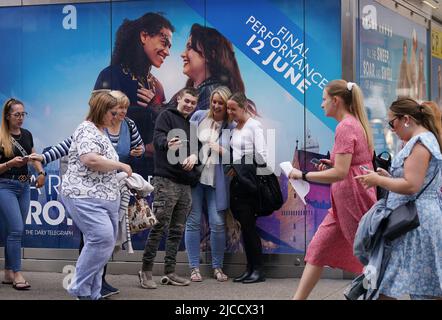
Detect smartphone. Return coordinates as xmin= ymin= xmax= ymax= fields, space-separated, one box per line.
xmin=22 ymin=155 xmax=30 ymax=160
xmin=310 ymin=158 xmax=331 ymax=169
xmin=359 ymin=165 xmax=370 ymax=171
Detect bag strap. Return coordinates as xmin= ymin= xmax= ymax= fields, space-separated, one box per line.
xmin=386 ymin=168 xmax=438 ymax=203
xmin=10 ymin=136 xmax=28 ymax=157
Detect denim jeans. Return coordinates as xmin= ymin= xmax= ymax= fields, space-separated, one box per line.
xmin=0 ymin=178 xmax=30 ymax=272
xmin=185 ymin=182 xmax=226 ymax=269
xmin=61 ymin=195 xmax=119 ymax=300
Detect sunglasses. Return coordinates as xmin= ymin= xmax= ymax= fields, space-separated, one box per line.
xmin=388 ymin=115 xmax=404 ymax=130
xmin=110 ymin=111 xmax=118 ymax=117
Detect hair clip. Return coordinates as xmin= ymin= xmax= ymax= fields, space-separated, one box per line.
xmin=347 ymin=82 xmax=355 ymax=91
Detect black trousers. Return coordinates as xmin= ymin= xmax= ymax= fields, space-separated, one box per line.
xmin=230 ymin=179 xmax=263 ymax=268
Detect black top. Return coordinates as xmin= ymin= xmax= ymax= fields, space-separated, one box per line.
xmin=153 ymin=105 xmax=200 ymax=185
xmin=94 ymin=64 xmax=166 ymax=146
xmin=0 ymin=128 xmax=33 ymax=176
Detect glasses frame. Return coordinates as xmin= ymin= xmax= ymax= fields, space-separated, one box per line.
xmin=388 ymin=116 xmax=401 ymax=129
xmin=9 ymin=111 xmax=28 ymax=119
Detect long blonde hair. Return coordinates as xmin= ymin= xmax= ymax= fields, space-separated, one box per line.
xmin=326 ymin=80 xmax=374 ymax=151
xmin=207 ymin=86 xmax=232 ymax=120
xmin=1 ymin=98 xmax=24 ymax=158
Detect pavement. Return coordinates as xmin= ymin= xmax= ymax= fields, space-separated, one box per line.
xmin=0 ymin=271 xmax=352 ymax=300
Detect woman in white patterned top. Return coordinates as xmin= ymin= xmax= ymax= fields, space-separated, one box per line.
xmin=61 ymin=91 xmax=132 ymax=300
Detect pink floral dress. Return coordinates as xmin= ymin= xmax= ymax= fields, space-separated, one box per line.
xmin=305 ymin=115 xmax=377 ymax=274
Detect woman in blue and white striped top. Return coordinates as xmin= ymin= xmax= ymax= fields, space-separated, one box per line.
xmin=33 ymin=91 xmax=144 ymax=165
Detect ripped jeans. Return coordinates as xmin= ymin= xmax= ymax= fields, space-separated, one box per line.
xmin=142 ymin=177 xmax=192 ymax=274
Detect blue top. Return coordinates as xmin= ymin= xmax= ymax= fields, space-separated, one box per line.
xmin=378 ymin=131 xmax=442 ymax=299
xmin=190 ymin=110 xmax=235 ymax=211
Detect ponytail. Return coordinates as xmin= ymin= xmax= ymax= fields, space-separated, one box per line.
xmin=391 ymin=98 xmax=442 ymax=151
xmin=326 ymin=80 xmax=374 ymax=151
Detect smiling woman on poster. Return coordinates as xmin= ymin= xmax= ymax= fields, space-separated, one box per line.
xmin=94 ymin=12 xmax=175 ymax=180
xmin=181 ymin=23 xmax=245 ymax=112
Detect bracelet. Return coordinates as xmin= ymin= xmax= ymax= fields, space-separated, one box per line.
xmin=38 ymin=171 xmax=47 ymax=176
xmin=302 ymin=171 xmax=308 ymax=182
xmin=4 ymin=162 xmax=10 ymax=169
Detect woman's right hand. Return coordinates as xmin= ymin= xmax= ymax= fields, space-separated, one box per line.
xmin=376 ymin=168 xmax=391 ymax=177
xmin=29 ymin=153 xmax=44 ymax=162
xmin=7 ymin=156 xmax=28 ymax=168
xmin=119 ymin=163 xmax=133 ymax=177
xmin=318 ymin=159 xmax=332 ymax=171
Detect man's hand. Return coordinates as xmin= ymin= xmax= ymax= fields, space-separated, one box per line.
xmin=168 ymin=137 xmax=182 ymax=151
xmin=182 ymin=154 xmax=198 ymax=171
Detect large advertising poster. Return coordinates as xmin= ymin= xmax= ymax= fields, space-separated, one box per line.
xmin=431 ymin=23 xmax=442 ymax=107
xmin=358 ymin=0 xmax=428 ymax=155
xmin=0 ymin=0 xmax=341 ymax=254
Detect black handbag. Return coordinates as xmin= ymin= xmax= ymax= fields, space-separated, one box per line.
xmin=255 ymin=170 xmax=284 ymax=217
xmin=372 ymin=151 xmax=392 ymax=200
xmin=383 ymin=171 xmax=437 ymax=241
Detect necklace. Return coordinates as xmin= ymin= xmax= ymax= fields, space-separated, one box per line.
xmin=121 ymin=65 xmax=156 ymax=93
xmin=11 ymin=131 xmax=21 ymax=140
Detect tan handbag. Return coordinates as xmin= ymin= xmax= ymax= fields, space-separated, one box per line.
xmin=127 ymin=197 xmax=158 ymax=234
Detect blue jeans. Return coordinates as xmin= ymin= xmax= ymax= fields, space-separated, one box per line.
xmin=0 ymin=178 xmax=30 ymax=272
xmin=185 ymin=183 xmax=226 ymax=269
xmin=61 ymin=195 xmax=119 ymax=300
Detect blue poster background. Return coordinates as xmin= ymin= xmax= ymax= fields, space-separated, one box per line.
xmin=0 ymin=0 xmax=341 ymax=254
xmin=358 ymin=0 xmax=428 ymax=155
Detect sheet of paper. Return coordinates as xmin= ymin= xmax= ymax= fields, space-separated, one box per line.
xmin=280 ymin=161 xmax=310 ymax=205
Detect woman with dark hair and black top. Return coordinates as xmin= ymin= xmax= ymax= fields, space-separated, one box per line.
xmin=94 ymin=12 xmax=175 ymax=180
xmin=226 ymin=92 xmax=267 ymax=284
xmin=181 ymin=23 xmax=245 ymax=112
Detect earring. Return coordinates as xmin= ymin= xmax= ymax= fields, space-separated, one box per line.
xmin=404 ymin=123 xmax=409 ymax=128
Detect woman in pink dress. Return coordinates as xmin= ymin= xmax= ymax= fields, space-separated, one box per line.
xmin=289 ymin=80 xmax=377 ymax=300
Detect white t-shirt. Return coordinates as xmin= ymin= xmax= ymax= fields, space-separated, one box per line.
xmin=230 ymin=117 xmax=267 ymax=163
xmin=62 ymin=121 xmax=119 ymax=201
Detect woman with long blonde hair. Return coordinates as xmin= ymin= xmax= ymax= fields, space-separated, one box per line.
xmin=289 ymin=80 xmax=377 ymax=299
xmin=0 ymin=98 xmax=45 ymax=290
xmin=185 ymin=86 xmax=234 ymax=282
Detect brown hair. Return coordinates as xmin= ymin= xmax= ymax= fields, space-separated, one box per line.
xmin=326 ymin=80 xmax=374 ymax=151
xmin=1 ymin=98 xmax=24 ymax=157
xmin=391 ymin=98 xmax=442 ymax=150
xmin=185 ymin=24 xmax=245 ymax=93
xmin=228 ymin=92 xmax=258 ymax=117
xmin=86 ymin=91 xmax=119 ymax=126
xmin=421 ymin=101 xmax=442 ymax=125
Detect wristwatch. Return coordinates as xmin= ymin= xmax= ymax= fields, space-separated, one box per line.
xmin=38 ymin=171 xmax=47 ymax=176
xmin=302 ymin=171 xmax=308 ymax=182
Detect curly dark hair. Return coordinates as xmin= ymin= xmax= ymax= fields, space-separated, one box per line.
xmin=111 ymin=12 xmax=175 ymax=78
xmin=185 ymin=23 xmax=245 ymax=93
